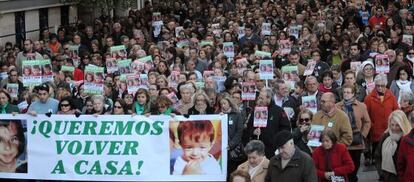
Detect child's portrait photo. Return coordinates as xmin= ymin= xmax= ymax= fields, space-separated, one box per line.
xmin=169 ymin=120 xmax=222 ymax=175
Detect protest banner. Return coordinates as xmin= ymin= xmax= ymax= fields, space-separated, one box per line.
xmin=223 ymin=42 xmax=234 ymax=58
xmin=169 ymin=71 xmax=180 ymax=88
xmin=135 ymin=56 xmax=153 ymax=73
xmin=176 ymin=39 xmax=190 ymax=48
xmin=84 ymin=65 xmax=104 ymax=94
xmin=212 ymin=76 xmax=226 ymax=93
xmin=402 ymin=34 xmax=413 ymax=46
xmin=254 ymin=50 xmax=272 ymax=59
xmin=68 ymin=45 xmax=80 ymax=67
xmin=195 ymin=81 xmax=205 ymax=89
xmin=118 ymin=59 xmax=133 ymax=75
xmin=126 ymin=74 xmax=141 ymax=95
xmin=278 ymin=40 xmax=292 ymax=55
xmin=40 ymin=59 xmax=53 ymax=83
xmin=61 ymin=65 xmax=75 ymax=72
xmin=235 ymin=58 xmax=249 ymax=76
xmin=175 ymin=26 xmax=184 ymax=37
xmin=200 ymin=41 xmax=214 ymax=47
xmin=350 ymin=61 xmax=362 ymax=73
xmin=110 ymin=45 xmax=128 ymax=60
xmin=254 ymin=107 xmax=268 ymax=128
xmin=302 ymin=95 xmax=317 ymax=114
xmin=212 ymin=23 xmax=222 ymax=36
xmin=22 ymin=60 xmax=42 ymax=87
xmin=0 ymin=114 xmax=227 ymax=181
xmin=288 ymin=25 xmax=300 ymax=39
xmin=106 ymin=58 xmax=118 ymax=74
xmin=375 ymin=54 xmax=389 ymax=74
xmin=304 ymin=59 xmax=316 ymax=76
xmin=307 ymin=124 xmax=325 ymax=147
xmin=259 ymin=60 xmax=273 ymax=80
xmin=241 ymin=82 xmax=256 ymax=101
xmin=139 ymin=74 xmax=149 ymax=89
xmin=6 ymin=83 xmax=18 ymax=98
xmin=281 ymin=65 xmax=298 ymax=89
xmin=237 ymin=26 xmax=245 ymax=39
xmin=261 ymin=23 xmax=271 ymax=36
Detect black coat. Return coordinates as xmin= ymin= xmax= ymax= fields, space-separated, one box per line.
xmin=227 ymin=109 xmax=244 ymax=150
xmin=247 ymin=100 xmax=291 ymax=159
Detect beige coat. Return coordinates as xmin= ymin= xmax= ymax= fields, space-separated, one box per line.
xmin=237 ymin=157 xmax=269 ymax=182
xmin=336 ymin=100 xmax=372 ymax=150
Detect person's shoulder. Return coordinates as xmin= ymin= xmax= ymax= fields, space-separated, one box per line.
xmin=334 ymin=143 xmax=348 ymax=152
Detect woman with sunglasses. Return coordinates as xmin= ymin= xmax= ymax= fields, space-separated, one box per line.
xmin=292 ymin=109 xmax=313 ymax=156
xmin=57 ymin=96 xmax=79 ymax=115
xmin=336 ymin=84 xmax=371 ymax=182
xmin=112 ymin=98 xmax=128 ymax=115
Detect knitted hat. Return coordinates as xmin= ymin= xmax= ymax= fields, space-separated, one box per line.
xmin=361 ymin=59 xmax=375 ymax=70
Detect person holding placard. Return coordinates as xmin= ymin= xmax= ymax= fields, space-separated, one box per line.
xmin=385 ymin=49 xmax=405 ymax=88
xmin=312 ymin=130 xmax=355 ymax=182
xmin=312 ymin=92 xmax=353 ymax=146
xmin=247 ymin=88 xmax=291 ymax=159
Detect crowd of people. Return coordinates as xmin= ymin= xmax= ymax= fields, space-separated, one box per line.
xmin=1 ymin=0 xmax=414 ymax=181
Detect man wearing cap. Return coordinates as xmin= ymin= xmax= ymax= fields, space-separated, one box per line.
xmin=312 ymin=92 xmax=353 ymax=146
xmin=265 ymin=130 xmax=317 ymax=182
xmin=28 ymin=84 xmax=59 ymax=115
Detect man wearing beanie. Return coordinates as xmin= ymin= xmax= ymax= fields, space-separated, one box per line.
xmin=265 ymin=130 xmax=317 ymax=182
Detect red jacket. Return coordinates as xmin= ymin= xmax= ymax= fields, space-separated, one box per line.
xmin=73 ymin=68 xmax=84 ymax=81
xmin=364 ymin=89 xmax=398 ymax=142
xmin=312 ymin=143 xmax=355 ymax=182
xmin=368 ymin=15 xmax=386 ymax=30
xmin=397 ymin=129 xmax=414 ymax=182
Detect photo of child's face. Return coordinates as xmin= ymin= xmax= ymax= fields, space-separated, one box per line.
xmin=181 ymin=136 xmax=212 ymax=162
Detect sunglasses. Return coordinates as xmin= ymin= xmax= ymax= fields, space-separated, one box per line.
xmin=299 ymin=118 xmax=311 ymax=123
xmin=114 ymin=106 xmax=123 ymax=109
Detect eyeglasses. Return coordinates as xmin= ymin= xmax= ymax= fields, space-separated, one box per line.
xmin=61 ymin=104 xmax=70 ymax=107
xmin=299 ymin=118 xmax=311 ymax=123
xmin=114 ymin=105 xmax=123 ymax=109
xmin=364 ymin=67 xmax=374 ymax=71
xmin=376 ymin=84 xmax=386 ymax=88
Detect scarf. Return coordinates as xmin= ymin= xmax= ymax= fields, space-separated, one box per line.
xmin=406 ymin=55 xmax=414 ymax=66
xmin=0 ymin=103 xmax=7 ymax=114
xmin=344 ymin=98 xmax=357 ymax=129
xmin=396 ymin=80 xmax=411 ymax=93
xmin=162 ymin=107 xmax=173 ymax=115
xmin=381 ymin=132 xmax=402 ymax=174
xmin=134 ymin=102 xmax=144 ymax=115
xmin=248 ymin=157 xmax=265 ymax=178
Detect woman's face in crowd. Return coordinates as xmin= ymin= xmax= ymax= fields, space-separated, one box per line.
xmin=321 ymin=135 xmax=333 ymax=150
xmin=93 ymin=99 xmax=104 ymax=112
xmin=158 ymin=62 xmax=167 ymax=73
xmin=60 ymin=100 xmax=71 ymax=112
xmin=389 ymin=118 xmax=402 ymax=134
xmin=113 ymin=101 xmax=124 ymax=114
xmin=0 ymin=123 xmax=19 ymax=165
xmin=137 ymin=94 xmax=147 ymax=105
xmin=180 ymin=89 xmax=193 ymax=102
xmin=247 ymin=151 xmax=263 ymax=168
xmin=124 ymin=94 xmax=133 ymax=105
xmin=322 ymin=76 xmax=333 ymax=88
xmin=156 ymin=78 xmax=167 ymax=88
xmin=0 ymin=93 xmax=9 ymax=106
xmin=220 ymin=99 xmax=231 ymax=112
xmin=399 ymin=70 xmax=408 ymax=81
xmin=195 ymin=95 xmax=206 ymax=106
xmin=363 ymin=65 xmax=374 ymax=77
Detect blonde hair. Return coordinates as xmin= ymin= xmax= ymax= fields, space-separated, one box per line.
xmin=387 ymin=110 xmax=412 ymax=135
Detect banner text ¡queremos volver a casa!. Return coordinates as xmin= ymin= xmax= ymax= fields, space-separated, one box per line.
xmin=0 ymin=114 xmax=227 ymax=181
